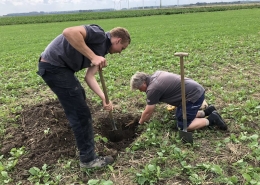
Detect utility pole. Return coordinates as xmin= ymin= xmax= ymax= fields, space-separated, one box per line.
xmin=113 ymin=0 xmax=116 ymax=10
xmin=160 ymin=0 xmax=162 ymax=8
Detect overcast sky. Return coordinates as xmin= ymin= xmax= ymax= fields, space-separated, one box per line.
xmin=0 ymin=0 xmax=234 ymax=16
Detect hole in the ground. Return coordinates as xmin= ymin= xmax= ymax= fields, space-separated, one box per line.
xmin=1 ymin=99 xmax=141 ymax=177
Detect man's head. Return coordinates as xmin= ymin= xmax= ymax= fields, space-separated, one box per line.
xmin=109 ymin=27 xmax=131 ymax=54
xmin=130 ymin=72 xmax=148 ymax=92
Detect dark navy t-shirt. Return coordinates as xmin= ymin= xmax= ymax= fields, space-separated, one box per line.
xmin=41 ymin=24 xmax=111 ymax=72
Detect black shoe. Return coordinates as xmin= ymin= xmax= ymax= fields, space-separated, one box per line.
xmin=208 ymin=111 xmax=227 ymax=130
xmin=204 ymin=105 xmax=216 ymax=117
xmin=80 ymin=156 xmax=114 ymax=169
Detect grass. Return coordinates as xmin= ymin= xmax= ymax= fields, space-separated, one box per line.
xmin=0 ymin=8 xmax=260 ymax=184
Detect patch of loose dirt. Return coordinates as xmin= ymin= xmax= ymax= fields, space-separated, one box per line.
xmin=1 ymin=99 xmax=141 ymax=181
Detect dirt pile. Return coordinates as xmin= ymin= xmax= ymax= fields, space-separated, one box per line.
xmin=1 ymin=99 xmax=141 ymax=180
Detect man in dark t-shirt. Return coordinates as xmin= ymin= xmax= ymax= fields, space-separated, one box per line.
xmin=37 ymin=24 xmax=131 ymax=169
xmin=130 ymin=71 xmax=227 ymax=131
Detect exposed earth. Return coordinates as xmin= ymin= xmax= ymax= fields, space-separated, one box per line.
xmin=1 ymin=99 xmax=141 ymax=182
xmin=2 ymin=98 xmax=258 ymax=184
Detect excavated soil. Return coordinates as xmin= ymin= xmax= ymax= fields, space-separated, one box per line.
xmin=1 ymin=99 xmax=141 ymax=181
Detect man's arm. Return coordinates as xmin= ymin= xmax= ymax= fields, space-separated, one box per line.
xmin=85 ymin=66 xmax=112 ymax=110
xmin=139 ymin=104 xmax=156 ymax=124
xmin=62 ymin=26 xmax=106 ymax=68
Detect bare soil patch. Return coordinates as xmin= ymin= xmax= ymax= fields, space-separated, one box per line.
xmin=1 ymin=99 xmax=141 ymax=181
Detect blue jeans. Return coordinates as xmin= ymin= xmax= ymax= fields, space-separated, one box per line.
xmin=37 ymin=62 xmax=95 ymax=163
xmin=176 ymin=93 xmax=205 ymax=130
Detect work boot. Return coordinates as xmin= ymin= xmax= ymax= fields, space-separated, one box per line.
xmin=207 ymin=111 xmax=227 ymax=130
xmin=204 ymin=105 xmax=216 ymax=117
xmin=80 ymin=155 xmax=114 ymax=169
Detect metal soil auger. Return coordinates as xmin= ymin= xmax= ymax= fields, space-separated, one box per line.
xmin=98 ymin=69 xmax=123 ymax=142
xmin=174 ymin=52 xmax=193 ymax=144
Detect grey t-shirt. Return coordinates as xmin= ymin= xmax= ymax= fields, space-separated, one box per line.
xmin=146 ymin=71 xmax=205 ymax=106
xmin=40 ymin=24 xmax=111 ymax=72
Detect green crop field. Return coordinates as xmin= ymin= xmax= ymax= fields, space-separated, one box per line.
xmin=0 ymin=7 xmax=259 ymax=185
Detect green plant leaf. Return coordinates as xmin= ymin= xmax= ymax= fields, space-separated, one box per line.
xmin=1 ymin=171 xmax=8 ymax=177
xmin=28 ymin=167 xmax=39 ymax=175
xmin=148 ymin=164 xmax=156 ymax=171
xmin=42 ymin=164 xmax=47 ymax=171
xmin=88 ymin=179 xmax=100 ymax=185
xmin=242 ymin=173 xmax=251 ymax=181
xmin=229 ymin=175 xmax=238 ymax=183
xmin=210 ymin=165 xmax=223 ymax=175
xmin=137 ymin=176 xmax=147 ymax=185
xmin=101 ymin=180 xmax=113 ymax=185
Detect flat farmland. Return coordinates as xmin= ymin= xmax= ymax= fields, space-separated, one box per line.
xmin=0 ymin=8 xmax=259 ymax=185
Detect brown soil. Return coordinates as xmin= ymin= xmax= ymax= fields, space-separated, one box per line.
xmin=1 ymin=99 xmax=141 ymax=181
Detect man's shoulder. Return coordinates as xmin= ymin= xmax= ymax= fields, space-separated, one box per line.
xmin=84 ymin=24 xmax=106 ymax=43
xmin=84 ymin=24 xmax=105 ymax=33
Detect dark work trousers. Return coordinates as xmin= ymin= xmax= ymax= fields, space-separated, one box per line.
xmin=176 ymin=93 xmax=205 ymax=130
xmin=37 ymin=62 xmax=96 ymax=163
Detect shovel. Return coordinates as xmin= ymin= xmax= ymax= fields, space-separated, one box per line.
xmin=98 ymin=69 xmax=123 ymax=142
xmin=174 ymin=52 xmax=193 ymax=144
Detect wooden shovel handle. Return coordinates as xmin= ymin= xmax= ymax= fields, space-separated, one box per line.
xmin=174 ymin=52 xmax=189 ymax=57
xmin=180 ymin=56 xmax=187 ymax=128
xmin=98 ymin=69 xmax=110 ymax=104
xmin=175 ymin=52 xmax=189 ymax=131
xmin=98 ymin=69 xmax=117 ymax=130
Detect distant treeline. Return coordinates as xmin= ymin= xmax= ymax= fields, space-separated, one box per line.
xmin=3 ymin=9 xmax=115 ymax=17
xmin=0 ymin=3 xmax=260 ymax=26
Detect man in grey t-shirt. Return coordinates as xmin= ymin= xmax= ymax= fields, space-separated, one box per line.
xmin=130 ymin=71 xmax=227 ymax=131
xmin=37 ymin=24 xmax=131 ymax=169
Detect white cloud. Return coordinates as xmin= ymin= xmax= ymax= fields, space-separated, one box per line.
xmin=0 ymin=0 xmax=43 ymax=5
xmin=0 ymin=0 xmax=7 ymax=4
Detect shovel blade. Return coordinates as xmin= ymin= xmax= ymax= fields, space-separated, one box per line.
xmin=179 ymin=130 xmax=193 ymax=144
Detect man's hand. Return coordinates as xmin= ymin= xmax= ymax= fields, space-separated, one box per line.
xmin=103 ymin=100 xmax=113 ymax=111
xmin=91 ymin=56 xmax=107 ymax=68
xmin=125 ymin=116 xmax=140 ymax=127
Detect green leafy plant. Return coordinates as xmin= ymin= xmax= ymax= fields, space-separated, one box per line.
xmin=28 ymin=164 xmax=55 ymax=184
xmin=88 ymin=179 xmax=114 ymax=185
xmin=94 ymin=134 xmax=108 ymax=143
xmin=0 ymin=170 xmax=12 ymax=184
xmin=135 ymin=164 xmax=161 ymax=185
xmin=0 ymin=147 xmax=26 ymax=184
xmin=44 ymin=128 xmax=50 ymax=135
